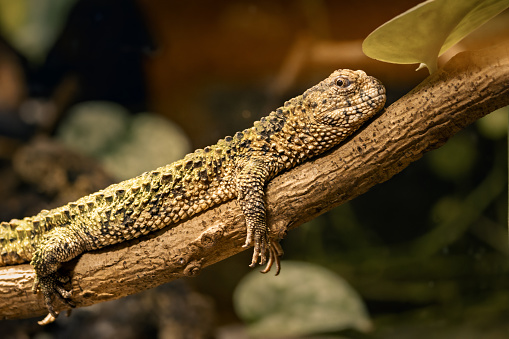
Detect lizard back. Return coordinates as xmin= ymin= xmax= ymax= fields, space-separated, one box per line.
xmin=0 ymin=100 xmax=293 ymax=264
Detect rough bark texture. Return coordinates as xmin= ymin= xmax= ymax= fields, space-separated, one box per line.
xmin=1 ymin=41 xmax=508 ymax=320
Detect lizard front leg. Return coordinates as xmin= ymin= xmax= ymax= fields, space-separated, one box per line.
xmin=31 ymin=226 xmax=86 ymax=319
xmin=236 ymin=158 xmax=283 ymax=274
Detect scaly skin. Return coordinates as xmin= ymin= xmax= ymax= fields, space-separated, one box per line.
xmin=0 ymin=69 xmax=386 ymax=321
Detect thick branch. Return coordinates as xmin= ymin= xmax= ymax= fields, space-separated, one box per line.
xmin=1 ymin=41 xmax=509 ymax=320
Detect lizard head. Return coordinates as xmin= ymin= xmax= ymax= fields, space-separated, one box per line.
xmin=302 ymin=69 xmax=386 ymax=130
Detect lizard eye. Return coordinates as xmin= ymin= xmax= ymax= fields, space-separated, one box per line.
xmin=335 ymin=77 xmax=350 ymax=88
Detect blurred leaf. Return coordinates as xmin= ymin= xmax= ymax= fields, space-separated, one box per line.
xmin=0 ymin=1 xmax=26 ymax=34
xmin=362 ymin=0 xmax=509 ymax=73
xmin=431 ymin=196 xmax=463 ymax=224
xmin=476 ymin=105 xmax=509 ymax=140
xmin=57 ymin=101 xmax=130 ymax=156
xmin=0 ymin=0 xmax=77 ymax=62
xmin=57 ymin=101 xmax=191 ymax=180
xmin=101 ymin=112 xmax=191 ymax=180
xmin=427 ymin=132 xmax=477 ymax=181
xmin=233 ymin=261 xmax=372 ymax=337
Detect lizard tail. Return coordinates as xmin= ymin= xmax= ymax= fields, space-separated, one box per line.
xmin=0 ymin=218 xmax=42 ymax=266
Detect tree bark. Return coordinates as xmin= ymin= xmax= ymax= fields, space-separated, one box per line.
xmin=1 ymin=40 xmax=509 ymax=321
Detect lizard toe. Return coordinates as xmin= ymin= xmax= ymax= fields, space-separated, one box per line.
xmin=260 ymin=240 xmax=283 ymax=275
xmin=36 ymin=273 xmax=75 ymax=320
xmin=249 ymin=243 xmax=260 ymax=268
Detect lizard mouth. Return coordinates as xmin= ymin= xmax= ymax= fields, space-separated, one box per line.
xmin=363 ymin=83 xmax=387 ymax=111
xmin=369 ymin=93 xmax=387 ymax=110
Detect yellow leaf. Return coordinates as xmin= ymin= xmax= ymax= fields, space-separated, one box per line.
xmin=362 ymin=0 xmax=509 ymax=73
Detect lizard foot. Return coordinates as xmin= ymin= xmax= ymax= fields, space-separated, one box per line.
xmin=33 ymin=272 xmax=75 ymax=322
xmin=243 ymin=235 xmax=283 ymax=275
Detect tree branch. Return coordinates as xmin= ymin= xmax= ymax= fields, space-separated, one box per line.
xmin=1 ymin=40 xmax=509 ymax=320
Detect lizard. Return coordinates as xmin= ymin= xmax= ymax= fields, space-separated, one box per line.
xmin=0 ymin=69 xmax=386 ymax=323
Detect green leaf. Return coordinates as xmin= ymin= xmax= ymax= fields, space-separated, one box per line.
xmin=233 ymin=261 xmax=372 ymax=337
xmin=362 ymin=0 xmax=509 ymax=73
xmin=0 ymin=0 xmax=78 ymax=62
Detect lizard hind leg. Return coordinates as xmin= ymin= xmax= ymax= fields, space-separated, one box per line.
xmin=30 ymin=226 xmax=86 ymax=320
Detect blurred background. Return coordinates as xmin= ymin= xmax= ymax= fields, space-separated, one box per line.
xmin=0 ymin=0 xmax=508 ymax=338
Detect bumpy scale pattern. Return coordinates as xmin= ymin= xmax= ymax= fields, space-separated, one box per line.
xmin=0 ymin=69 xmax=386 ymax=320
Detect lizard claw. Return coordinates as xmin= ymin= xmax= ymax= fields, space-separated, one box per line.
xmin=33 ymin=272 xmax=75 ymax=322
xmin=260 ymin=241 xmax=283 ymax=275
xmin=38 ymin=313 xmax=58 ymax=326
xmin=244 ymin=231 xmax=283 ymax=274
xmin=246 ymin=239 xmax=260 ymax=268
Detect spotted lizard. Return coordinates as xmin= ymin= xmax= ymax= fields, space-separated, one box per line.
xmin=0 ymin=69 xmax=386 ymax=323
